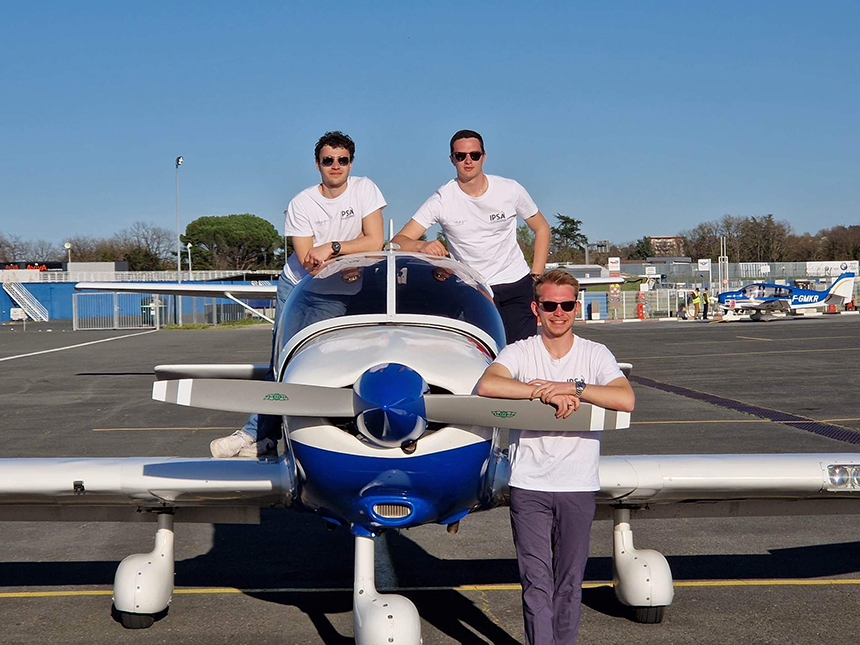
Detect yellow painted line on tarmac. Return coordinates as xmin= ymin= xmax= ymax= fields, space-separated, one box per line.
xmin=673 ymin=579 xmax=860 ymax=588
xmin=634 ymin=346 xmax=860 ymax=360
xmin=5 ymin=579 xmax=860 ymax=599
xmin=665 ymin=335 xmax=857 ymax=346
xmin=632 ymin=419 xmax=772 ymax=425
xmin=92 ymin=427 xmax=235 ymax=432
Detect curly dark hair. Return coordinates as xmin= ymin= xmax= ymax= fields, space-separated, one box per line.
xmin=314 ymin=131 xmax=356 ymax=161
xmin=449 ymin=129 xmax=484 ymax=154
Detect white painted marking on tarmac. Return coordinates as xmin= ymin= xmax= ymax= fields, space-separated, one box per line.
xmin=0 ymin=330 xmax=157 ymax=363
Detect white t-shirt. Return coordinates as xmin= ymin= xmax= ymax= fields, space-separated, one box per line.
xmin=283 ymin=176 xmax=386 ymax=284
xmin=411 ymin=175 xmax=538 ymax=286
xmin=494 ymin=334 xmax=625 ymax=492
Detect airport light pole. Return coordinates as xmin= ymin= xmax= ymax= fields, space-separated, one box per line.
xmin=175 ymin=156 xmax=184 ymax=326
xmin=64 ymin=242 xmax=72 ymax=264
xmin=175 ymin=156 xmax=183 ymax=283
xmin=186 ymin=242 xmax=192 ymax=278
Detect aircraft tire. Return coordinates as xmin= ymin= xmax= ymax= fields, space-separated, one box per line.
xmin=633 ymin=606 xmax=665 ymax=624
xmin=114 ymin=607 xmax=156 ymax=629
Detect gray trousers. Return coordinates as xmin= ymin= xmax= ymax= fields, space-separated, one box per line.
xmin=509 ymin=488 xmax=596 ymax=645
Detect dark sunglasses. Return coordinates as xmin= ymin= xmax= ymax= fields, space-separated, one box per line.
xmin=537 ymin=300 xmax=577 ymax=312
xmin=320 ymin=156 xmax=351 ymax=167
xmin=451 ymin=151 xmax=483 ymax=162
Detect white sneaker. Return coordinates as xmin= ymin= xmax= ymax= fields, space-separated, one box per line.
xmin=237 ymin=437 xmax=277 ymax=459
xmin=210 ymin=431 xmax=255 ymax=458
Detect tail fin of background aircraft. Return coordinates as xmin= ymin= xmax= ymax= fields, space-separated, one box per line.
xmin=823 ymin=272 xmax=856 ymax=306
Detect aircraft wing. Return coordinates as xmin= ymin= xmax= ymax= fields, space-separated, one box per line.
xmin=594 ymin=453 xmax=860 ymax=519
xmin=0 ymin=456 xmax=293 ymax=523
xmin=76 ymin=282 xmax=276 ymax=299
xmin=765 ymin=298 xmax=792 ymax=312
xmin=0 ymin=453 xmax=857 ymax=523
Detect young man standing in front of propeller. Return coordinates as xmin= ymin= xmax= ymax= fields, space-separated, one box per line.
xmin=476 ymin=269 xmax=634 ymax=645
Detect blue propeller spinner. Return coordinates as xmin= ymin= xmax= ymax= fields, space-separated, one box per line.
xmin=353 ymin=363 xmax=429 ymax=448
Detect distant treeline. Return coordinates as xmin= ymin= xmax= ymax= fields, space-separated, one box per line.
xmin=516 ymin=214 xmax=860 ymax=266
xmin=0 ymin=215 xmax=286 ymax=272
xmin=3 ymin=213 xmax=857 ymax=271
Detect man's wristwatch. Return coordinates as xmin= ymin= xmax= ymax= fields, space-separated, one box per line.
xmin=331 ymin=241 xmax=341 ymax=256
xmin=574 ymin=378 xmax=587 ymax=398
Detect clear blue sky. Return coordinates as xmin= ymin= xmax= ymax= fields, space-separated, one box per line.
xmin=2 ymin=2 xmax=858 ymax=247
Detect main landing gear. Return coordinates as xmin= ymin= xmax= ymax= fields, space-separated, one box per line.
xmin=612 ymin=508 xmax=673 ymax=624
xmin=112 ymin=512 xmax=174 ymax=629
xmin=353 ymin=534 xmax=422 ymax=644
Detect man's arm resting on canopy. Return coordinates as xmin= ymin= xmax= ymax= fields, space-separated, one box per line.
xmin=526 ymin=210 xmax=550 ymax=275
xmin=301 ymin=210 xmax=385 ymax=270
xmin=392 ymin=220 xmax=448 ymax=256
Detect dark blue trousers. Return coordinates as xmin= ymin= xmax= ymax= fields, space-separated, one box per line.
xmin=510 ymin=488 xmax=596 ymax=645
xmin=492 ymin=273 xmax=538 ymax=344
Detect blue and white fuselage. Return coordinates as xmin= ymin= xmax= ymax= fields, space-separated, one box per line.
xmin=718 ymin=271 xmax=855 ymax=318
xmin=272 ymin=252 xmax=509 ymax=537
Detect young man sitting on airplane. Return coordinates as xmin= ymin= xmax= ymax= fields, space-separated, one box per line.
xmin=210 ymin=131 xmax=386 ymax=458
xmin=476 ymin=269 xmax=635 ymax=645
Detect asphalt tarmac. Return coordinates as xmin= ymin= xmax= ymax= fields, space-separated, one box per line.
xmin=1 ymin=315 xmax=859 ymax=644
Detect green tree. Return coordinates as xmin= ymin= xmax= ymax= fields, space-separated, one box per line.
xmin=123 ymin=246 xmax=165 ymax=271
xmin=517 ymin=224 xmax=535 ymax=265
xmin=550 ymin=213 xmax=588 ymax=263
xmin=183 ymin=214 xmax=283 ymax=270
xmin=628 ymin=237 xmax=654 ymax=260
xmin=435 ymin=230 xmax=448 ymax=251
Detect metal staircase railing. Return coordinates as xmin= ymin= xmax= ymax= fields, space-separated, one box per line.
xmin=2 ymin=281 xmax=49 ymax=321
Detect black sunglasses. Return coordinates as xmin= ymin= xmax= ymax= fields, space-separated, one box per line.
xmin=320 ymin=156 xmax=351 ymax=167
xmin=538 ymin=300 xmax=577 ymax=312
xmin=451 ymin=151 xmax=483 ymax=162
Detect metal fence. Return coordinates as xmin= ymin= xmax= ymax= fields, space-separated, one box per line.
xmin=72 ymin=292 xmax=273 ymax=330
xmin=73 ymin=292 xmax=158 ymax=330
xmin=39 ymin=270 xmax=276 ymax=283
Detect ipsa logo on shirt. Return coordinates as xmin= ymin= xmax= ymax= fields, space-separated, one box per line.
xmin=341 ymin=207 xmax=355 ymax=219
xmin=489 ymin=211 xmax=506 ymax=222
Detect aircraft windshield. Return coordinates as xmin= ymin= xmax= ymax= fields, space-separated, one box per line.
xmin=742 ymin=285 xmax=790 ymax=299
xmin=395 ymin=255 xmax=506 ymax=349
xmin=279 ymin=255 xmax=387 ymax=341
xmin=277 ymin=253 xmax=506 ymax=352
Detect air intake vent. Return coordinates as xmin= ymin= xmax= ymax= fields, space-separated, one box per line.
xmin=373 ymin=503 xmax=411 ymax=519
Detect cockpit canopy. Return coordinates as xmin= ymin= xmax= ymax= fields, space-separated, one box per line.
xmin=276 ymin=253 xmax=507 ymax=357
xmin=740 ymin=284 xmax=791 ymax=299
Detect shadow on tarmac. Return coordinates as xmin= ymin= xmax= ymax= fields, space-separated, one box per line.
xmin=2 ymin=509 xmax=860 ymax=641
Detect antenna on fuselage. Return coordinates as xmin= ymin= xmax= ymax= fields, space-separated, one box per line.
xmin=387 ymin=219 xmax=400 ymax=251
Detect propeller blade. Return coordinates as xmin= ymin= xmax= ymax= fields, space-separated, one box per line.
xmin=152 ymin=379 xmax=356 ymax=417
xmin=424 ymin=395 xmax=629 ymax=432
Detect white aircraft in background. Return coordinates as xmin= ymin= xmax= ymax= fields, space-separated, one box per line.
xmin=1 ymin=251 xmax=858 ymax=644
xmin=718 ymin=268 xmax=855 ymax=321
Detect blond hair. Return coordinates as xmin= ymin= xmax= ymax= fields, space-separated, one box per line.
xmin=534 ymin=269 xmax=580 ymax=301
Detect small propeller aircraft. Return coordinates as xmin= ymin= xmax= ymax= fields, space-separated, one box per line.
xmin=2 ymin=250 xmax=860 ymax=643
xmin=718 ymin=267 xmax=855 ymax=321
